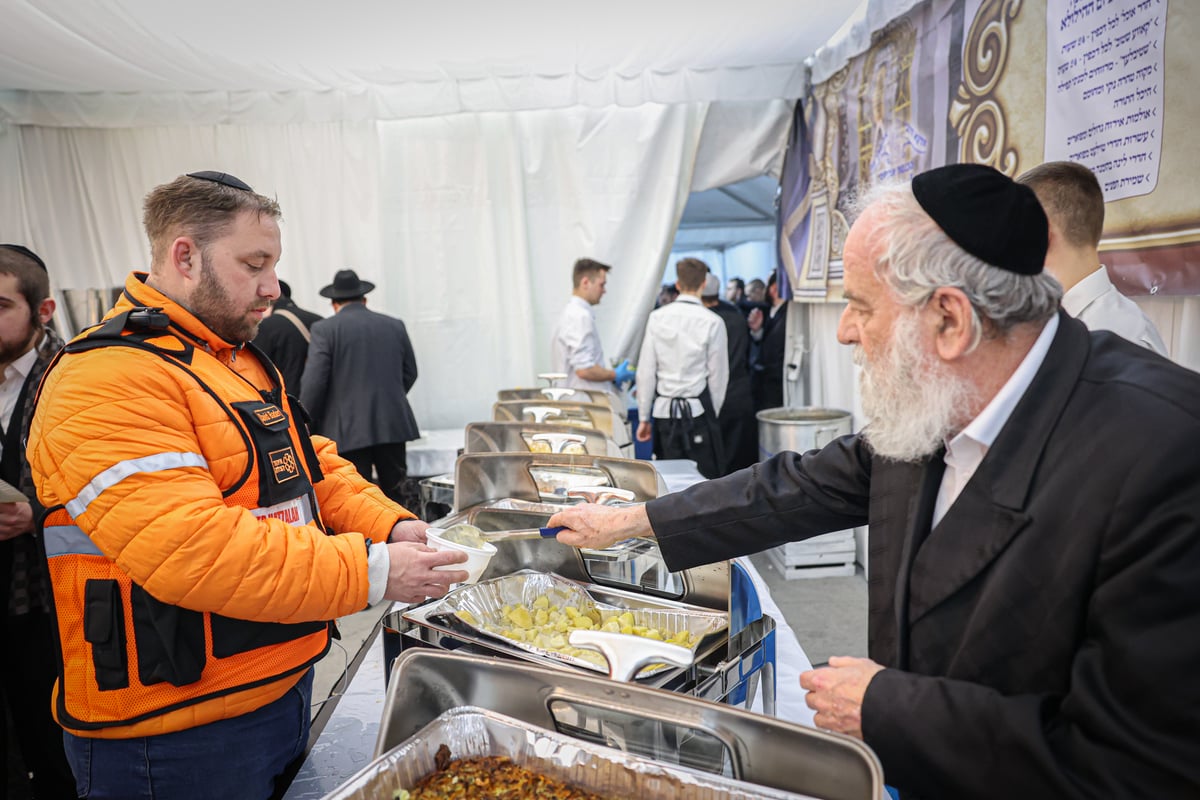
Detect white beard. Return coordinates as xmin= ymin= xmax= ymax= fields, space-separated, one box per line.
xmin=856 ymin=312 xmax=977 ymax=462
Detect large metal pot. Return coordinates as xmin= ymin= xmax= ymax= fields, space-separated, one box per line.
xmin=755 ymin=407 xmax=852 ymax=461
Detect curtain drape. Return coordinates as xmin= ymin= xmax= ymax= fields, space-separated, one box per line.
xmin=1 ymin=99 xmax=793 ymax=430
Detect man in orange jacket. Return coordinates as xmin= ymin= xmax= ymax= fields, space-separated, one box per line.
xmin=27 ymin=171 xmax=467 ymax=800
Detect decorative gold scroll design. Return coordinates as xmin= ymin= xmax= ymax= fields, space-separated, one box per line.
xmin=948 ymin=0 xmax=1022 ymax=175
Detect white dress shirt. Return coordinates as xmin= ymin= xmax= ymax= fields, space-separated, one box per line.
xmin=1063 ymin=266 xmax=1167 ymax=355
xmin=551 ymin=295 xmax=611 ymax=392
xmin=932 ymin=314 xmax=1059 ymax=526
xmin=0 ymin=345 xmax=39 ymax=460
xmin=637 ymin=295 xmax=729 ymax=420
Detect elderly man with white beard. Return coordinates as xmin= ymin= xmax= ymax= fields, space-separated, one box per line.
xmin=549 ymin=164 xmax=1200 ymax=799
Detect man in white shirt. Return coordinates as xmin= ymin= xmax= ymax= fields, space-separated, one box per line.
xmin=550 ymin=258 xmax=633 ymax=392
xmin=550 ymin=164 xmax=1200 ymax=797
xmin=1017 ymin=160 xmax=1167 ymax=355
xmin=636 ymin=258 xmax=728 ymax=478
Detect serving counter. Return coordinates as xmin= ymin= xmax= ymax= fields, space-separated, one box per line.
xmin=283 ymin=460 xmax=817 ymax=799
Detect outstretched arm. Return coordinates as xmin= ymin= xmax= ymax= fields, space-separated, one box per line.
xmin=548 ymin=502 xmax=653 ymax=550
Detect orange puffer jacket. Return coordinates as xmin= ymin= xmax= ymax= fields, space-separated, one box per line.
xmin=29 ymin=273 xmax=411 ymax=738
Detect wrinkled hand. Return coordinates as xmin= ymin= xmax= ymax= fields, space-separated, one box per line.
xmin=613 ymin=359 xmax=636 ymax=388
xmin=388 ymin=517 xmax=431 ymax=544
xmin=635 ymin=420 xmax=652 ymax=443
xmin=383 ymin=540 xmax=469 ymax=604
xmin=548 ymin=502 xmax=652 ymax=551
xmin=747 ymin=307 xmax=764 ymax=333
xmin=800 ymin=656 xmax=885 ymax=739
xmin=0 ymin=502 xmax=33 ymax=542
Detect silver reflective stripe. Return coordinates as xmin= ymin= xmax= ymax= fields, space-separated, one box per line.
xmin=65 ymin=452 xmax=208 ymax=518
xmin=43 ymin=524 xmax=103 ymax=557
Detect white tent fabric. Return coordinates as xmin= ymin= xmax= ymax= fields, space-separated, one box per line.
xmin=3 ymin=99 xmax=793 ymax=429
xmin=0 ymin=0 xmax=855 ymax=126
xmin=0 ymin=1 xmax=859 ymax=431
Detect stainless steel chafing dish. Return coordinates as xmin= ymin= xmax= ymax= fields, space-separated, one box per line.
xmin=464 ymin=420 xmax=621 ymax=457
xmin=498 ymin=386 xmax=629 ymax=421
xmin=324 ymin=706 xmax=825 ymax=800
xmin=452 ymin=451 xmax=666 ymax=510
xmin=492 ymin=399 xmax=633 ymax=453
xmin=386 ymin=451 xmax=773 ymax=709
xmin=358 ymin=650 xmax=885 ymax=800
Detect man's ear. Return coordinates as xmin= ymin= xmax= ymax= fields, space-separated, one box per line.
xmin=928 ymin=287 xmax=975 ymax=361
xmin=168 ymin=237 xmax=199 ymax=279
xmin=36 ymin=297 xmax=56 ymax=326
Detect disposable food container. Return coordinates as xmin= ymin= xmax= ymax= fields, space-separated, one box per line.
xmin=424 ymin=526 xmax=497 ymax=584
xmin=321 ymin=706 xmax=820 ymax=800
xmin=411 ymin=570 xmax=727 ymax=678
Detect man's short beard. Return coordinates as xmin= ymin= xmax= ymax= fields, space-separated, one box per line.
xmin=0 ymin=310 xmax=39 ymax=365
xmin=190 ymin=250 xmax=260 ymax=343
xmin=856 ymin=311 xmax=977 ymax=462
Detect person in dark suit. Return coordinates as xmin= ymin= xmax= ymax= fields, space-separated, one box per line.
xmin=550 ymin=164 xmax=1200 ymax=798
xmin=701 ymin=272 xmax=757 ymax=473
xmin=749 ymin=271 xmax=787 ymax=410
xmin=252 ymin=280 xmax=322 ymax=395
xmin=300 ymin=269 xmax=419 ymax=504
xmin=0 ymin=245 xmax=75 ymax=799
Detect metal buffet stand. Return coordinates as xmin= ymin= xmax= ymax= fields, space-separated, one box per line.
xmin=286 ymin=394 xmax=848 ymax=799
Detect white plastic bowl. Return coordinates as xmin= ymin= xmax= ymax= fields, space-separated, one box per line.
xmin=425 ymin=527 xmax=498 ymax=584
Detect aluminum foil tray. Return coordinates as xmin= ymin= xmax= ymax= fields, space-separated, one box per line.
xmin=406 ymin=571 xmax=727 ymax=678
xmin=322 ymin=706 xmax=818 ymax=800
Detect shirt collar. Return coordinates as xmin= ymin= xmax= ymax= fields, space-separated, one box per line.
xmin=953 ymin=313 xmax=1059 ymax=451
xmin=1060 ymin=266 xmax=1111 ymax=317
xmin=4 ymin=340 xmax=41 ymax=383
xmin=569 ymin=295 xmax=594 ymax=313
xmin=674 ymin=295 xmax=702 ymax=306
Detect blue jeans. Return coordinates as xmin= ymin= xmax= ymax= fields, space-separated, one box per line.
xmin=64 ymin=670 xmax=313 ymax=800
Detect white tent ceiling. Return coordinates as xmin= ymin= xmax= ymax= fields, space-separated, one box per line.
xmin=0 ymin=0 xmax=867 ymax=429
xmin=0 ymin=0 xmax=860 ymax=124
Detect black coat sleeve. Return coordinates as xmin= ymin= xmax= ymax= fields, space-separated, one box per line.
xmin=398 ymin=321 xmax=418 ymax=393
xmin=646 ymin=433 xmax=872 ymax=570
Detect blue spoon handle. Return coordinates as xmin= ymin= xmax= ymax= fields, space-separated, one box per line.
xmin=539 ymin=526 xmax=566 ymax=538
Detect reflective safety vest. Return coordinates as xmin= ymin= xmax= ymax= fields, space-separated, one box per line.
xmin=36 ymin=309 xmax=336 ymax=737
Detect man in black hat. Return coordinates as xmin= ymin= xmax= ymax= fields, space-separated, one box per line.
xmin=252 ymin=280 xmax=323 ymax=395
xmin=301 ymin=269 xmax=420 ymax=504
xmin=550 ymin=164 xmax=1200 ymax=797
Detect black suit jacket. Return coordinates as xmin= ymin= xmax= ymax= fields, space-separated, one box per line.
xmin=252 ymin=296 xmax=322 ymax=395
xmin=299 ymin=302 xmax=419 ymax=452
xmin=647 ymin=312 xmax=1200 ymax=798
xmin=752 ymin=302 xmax=787 ymax=410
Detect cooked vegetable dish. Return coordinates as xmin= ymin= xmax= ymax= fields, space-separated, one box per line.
xmin=402 ymin=744 xmax=612 ymax=799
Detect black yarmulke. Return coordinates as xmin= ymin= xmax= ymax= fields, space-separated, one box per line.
xmin=186 ymin=171 xmax=253 ymax=192
xmin=0 ymin=243 xmax=47 ymax=272
xmin=911 ymin=163 xmax=1048 ymax=275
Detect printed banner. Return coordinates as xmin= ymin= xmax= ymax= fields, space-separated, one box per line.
xmin=781 ymin=0 xmax=1198 ymax=299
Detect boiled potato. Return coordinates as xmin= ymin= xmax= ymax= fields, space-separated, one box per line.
xmin=466 ymin=592 xmax=698 ymax=663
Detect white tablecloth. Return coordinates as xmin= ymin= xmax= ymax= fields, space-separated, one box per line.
xmin=652 ymin=460 xmax=816 ymax=727
xmin=406 ymin=428 xmax=465 ymax=478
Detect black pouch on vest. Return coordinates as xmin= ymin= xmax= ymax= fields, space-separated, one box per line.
xmin=231 ymin=400 xmax=313 ymax=507
xmin=129 ymin=583 xmax=206 ymax=687
xmin=214 ymin=400 xmax=326 ymax=659
xmin=83 ymin=579 xmax=129 ymax=691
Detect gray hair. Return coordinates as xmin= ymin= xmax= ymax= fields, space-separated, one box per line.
xmin=856 ymin=181 xmax=1062 ymax=349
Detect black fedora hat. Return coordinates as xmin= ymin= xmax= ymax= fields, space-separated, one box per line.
xmin=319 ymin=269 xmax=376 ymax=300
